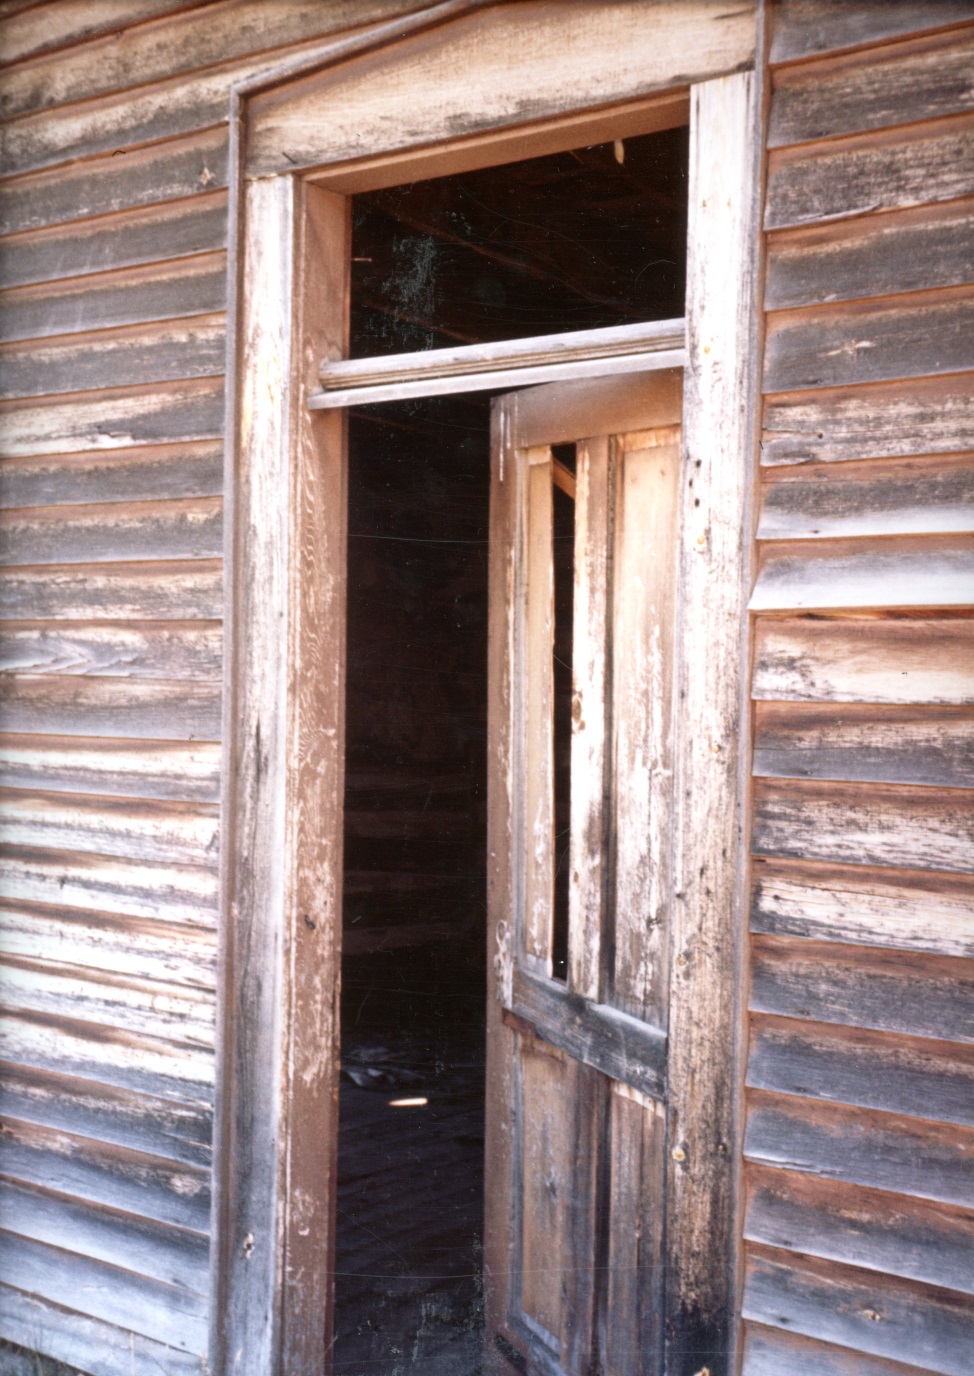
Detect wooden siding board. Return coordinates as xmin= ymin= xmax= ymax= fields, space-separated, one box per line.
xmin=0 ymin=497 xmax=222 ymax=567
xmin=0 ymin=735 xmax=221 ymax=800
xmin=0 ymin=561 xmax=223 ymax=623
xmin=0 ymin=441 xmax=224 ymax=509
xmin=770 ymin=0 xmax=974 ymax=65
xmin=0 ymin=846 xmax=219 ymax=924
xmin=743 ymin=1323 xmax=944 ymax=1376
xmin=0 ymin=2 xmax=213 ymax=70
xmin=0 ymin=621 xmax=221 ymax=681
xmin=751 ymin=535 xmax=974 ymax=611
xmin=0 ymin=676 xmax=221 ymax=739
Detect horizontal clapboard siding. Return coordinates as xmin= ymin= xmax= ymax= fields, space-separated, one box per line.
xmin=745 ymin=13 xmax=974 ymax=1375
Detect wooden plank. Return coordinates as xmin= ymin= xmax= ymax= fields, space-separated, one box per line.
xmin=0 ymin=676 xmax=221 ymax=739
xmin=512 ymin=369 xmax=684 ymax=449
xmin=0 ymin=315 xmax=225 ymax=403
xmin=752 ymin=776 xmax=974 ymax=873
xmin=0 ymin=898 xmax=217 ymax=988
xmin=0 ymin=1060 xmax=211 ymax=1167
xmin=0 ymin=439 xmax=223 ymax=508
xmin=748 ymin=1013 xmax=974 ymax=1127
xmin=0 ymin=561 xmax=223 ymax=622
xmin=665 ymin=69 xmax=759 ymax=1376
xmin=766 ymin=115 xmax=974 ymax=231
xmin=0 ymin=734 xmax=221 ymax=800
xmin=745 ymin=1089 xmax=974 ymax=1208
xmin=751 ymin=933 xmax=974 ymax=1046
xmin=0 ymin=496 xmax=222 ymax=566
xmin=0 ymin=620 xmax=221 ymax=680
xmin=744 ymin=1247 xmax=974 ymax=1376
xmin=0 ymin=846 xmax=219 ymax=924
xmin=0 ymin=1 xmax=212 ymax=69
xmin=752 ymin=616 xmax=974 ymax=705
xmin=0 ymin=1114 xmax=210 ymax=1232
xmin=0 ymin=127 xmax=229 ymax=238
xmin=764 ymin=290 xmax=974 ymax=394
xmin=0 ymin=252 xmax=225 ymax=345
xmin=769 ymin=28 xmax=974 ymax=147
xmin=745 ymin=1164 xmax=974 ymax=1298
xmin=751 ymin=858 xmax=974 ymax=960
xmin=751 ymin=536 xmax=974 ymax=611
xmin=762 ymin=375 xmax=974 ymax=466
xmin=753 ymin=701 xmax=974 ymax=787
xmin=0 ymin=1176 xmax=208 ymax=1299
xmin=0 ymin=785 xmax=218 ymax=865
xmin=0 ymin=1283 xmax=205 ymax=1376
xmin=0 ymin=191 xmax=227 ymax=292
xmin=770 ymin=0 xmax=974 ymax=64
xmin=766 ymin=199 xmax=974 ymax=311
xmin=758 ymin=453 xmax=974 ymax=541
xmin=0 ymin=1229 xmax=208 ymax=1354
xmin=743 ymin=1322 xmax=942 ymax=1376
xmin=0 ymin=378 xmax=224 ymax=458
xmin=524 ymin=449 xmax=555 ymax=971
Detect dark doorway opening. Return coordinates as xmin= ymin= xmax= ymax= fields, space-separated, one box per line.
xmin=334 ymin=124 xmax=688 ymax=1374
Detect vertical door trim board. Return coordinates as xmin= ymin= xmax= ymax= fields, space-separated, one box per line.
xmin=215 ymin=5 xmax=759 ymax=1374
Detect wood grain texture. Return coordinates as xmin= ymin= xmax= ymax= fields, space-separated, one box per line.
xmin=750 ymin=535 xmax=974 ymax=610
xmin=745 ymin=1164 xmax=974 ymax=1297
xmin=0 ymin=621 xmax=221 ymax=680
xmin=766 ymin=200 xmax=974 ymax=310
xmin=0 ymin=734 xmax=221 ymax=799
xmin=766 ymin=115 xmax=974 ymax=231
xmin=0 ymin=378 xmax=224 ymax=459
xmin=743 ymin=1322 xmax=944 ymax=1376
xmin=770 ymin=0 xmax=974 ymax=64
xmin=0 ymin=440 xmax=224 ymax=508
xmin=0 ymin=191 xmax=227 ymax=292
xmin=0 ymin=1 xmax=212 ymax=69
xmin=0 ymin=787 xmax=219 ymax=866
xmin=751 ymin=934 xmax=974 ymax=1046
xmin=769 ymin=27 xmax=974 ymax=147
xmin=757 ymin=453 xmax=974 ymax=541
xmin=762 ymin=374 xmax=974 ymax=465
xmin=0 ymin=675 xmax=221 ymax=739
xmin=764 ymin=289 xmax=974 ymax=393
xmin=745 ymin=1089 xmax=974 ymax=1208
xmin=751 ymin=858 xmax=974 ymax=959
xmin=0 ymin=845 xmax=219 ymax=924
xmin=0 ymin=496 xmax=222 ymax=566
xmin=753 ymin=700 xmax=974 ymax=787
xmin=744 ymin=1247 xmax=974 ymax=1376
xmin=0 ymin=561 xmax=223 ymax=622
xmin=752 ymin=616 xmax=974 ymax=704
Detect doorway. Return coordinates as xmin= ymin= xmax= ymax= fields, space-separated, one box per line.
xmin=331 ymin=127 xmax=688 ymax=1374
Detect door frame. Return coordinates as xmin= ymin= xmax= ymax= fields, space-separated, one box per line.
xmin=214 ymin=5 xmax=764 ymax=1373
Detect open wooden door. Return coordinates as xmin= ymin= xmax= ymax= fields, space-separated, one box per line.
xmin=485 ymin=370 xmax=684 ymax=1375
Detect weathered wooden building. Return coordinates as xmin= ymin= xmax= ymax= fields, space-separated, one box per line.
xmin=0 ymin=2 xmax=972 ymax=1374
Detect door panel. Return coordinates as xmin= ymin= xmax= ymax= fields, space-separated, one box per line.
xmin=486 ymin=372 xmax=684 ymax=1376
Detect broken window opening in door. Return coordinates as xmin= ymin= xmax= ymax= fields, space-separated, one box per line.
xmin=335 ymin=123 xmax=688 ymax=1375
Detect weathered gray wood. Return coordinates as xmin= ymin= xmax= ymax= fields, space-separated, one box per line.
xmin=0 ymin=1060 xmax=211 ymax=1167
xmin=745 ymin=1164 xmax=974 ymax=1298
xmin=0 ymin=127 xmax=228 ymax=238
xmin=0 ymin=1229 xmax=208 ymax=1354
xmin=758 ymin=453 xmax=974 ymax=541
xmin=766 ymin=116 xmax=974 ymax=231
xmin=766 ymin=201 xmax=974 ymax=311
xmin=0 ymin=253 xmax=225 ymax=345
xmin=744 ymin=1248 xmax=974 ymax=1376
xmin=753 ymin=701 xmax=974 ymax=788
xmin=0 ymin=379 xmax=224 ymax=459
xmin=753 ymin=777 xmax=974 ymax=873
xmin=762 ymin=375 xmax=974 ymax=465
xmin=0 ymin=676 xmax=221 ymax=739
xmin=0 ymin=191 xmax=226 ymax=292
xmin=0 ymin=787 xmax=219 ymax=866
xmin=0 ymin=0 xmax=212 ymax=69
xmin=752 ymin=616 xmax=974 ymax=704
xmin=743 ymin=1322 xmax=946 ymax=1376
xmin=0 ymin=621 xmax=221 ymax=680
xmin=750 ymin=536 xmax=974 ymax=610
xmin=0 ymin=1175 xmax=209 ymax=1297
xmin=0 ymin=561 xmax=223 ymax=622
xmin=0 ymin=734 xmax=221 ymax=800
xmin=770 ymin=0 xmax=974 ymax=65
xmin=769 ymin=28 xmax=974 ymax=147
xmin=0 ymin=496 xmax=222 ymax=566
xmin=751 ymin=935 xmax=974 ymax=1045
xmin=0 ymin=1283 xmax=205 ymax=1376
xmin=751 ymin=859 xmax=974 ymax=960
xmin=748 ymin=1013 xmax=974 ymax=1126
xmin=0 ymin=1112 xmax=210 ymax=1231
xmin=745 ymin=1089 xmax=974 ymax=1207
xmin=0 ymin=846 xmax=219 ymax=924
xmin=764 ymin=290 xmax=974 ymax=393
xmin=0 ymin=440 xmax=223 ymax=508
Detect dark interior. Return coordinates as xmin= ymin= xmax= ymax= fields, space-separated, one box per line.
xmin=334 ymin=124 xmax=688 ymax=1375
